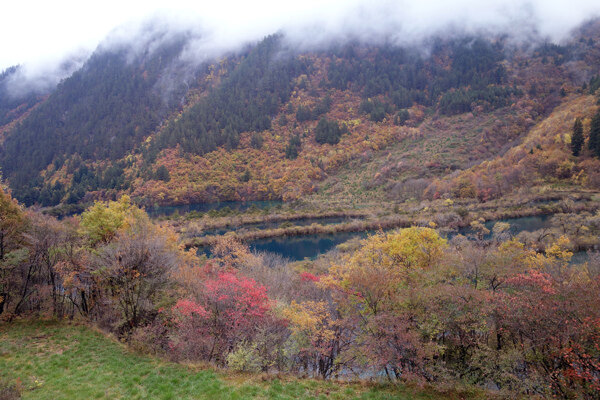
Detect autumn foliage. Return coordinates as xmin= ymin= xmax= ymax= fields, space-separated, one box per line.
xmin=1 ymin=192 xmax=599 ymax=398
xmin=170 ymin=267 xmax=272 ymax=365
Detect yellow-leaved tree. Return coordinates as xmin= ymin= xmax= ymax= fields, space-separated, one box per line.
xmin=322 ymin=227 xmax=449 ymax=380
xmin=79 ymin=195 xmax=149 ymax=246
xmin=74 ymin=195 xmax=191 ymax=330
xmin=0 ymin=187 xmax=27 ymax=317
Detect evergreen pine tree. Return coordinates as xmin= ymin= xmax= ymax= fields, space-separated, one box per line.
xmin=285 ymin=135 xmax=301 ymax=159
xmin=589 ymin=111 xmax=600 ymax=158
xmin=571 ymin=118 xmax=584 ymax=156
xmin=155 ymin=165 xmax=170 ymax=182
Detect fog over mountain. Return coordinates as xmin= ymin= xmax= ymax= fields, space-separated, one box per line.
xmin=2 ymin=0 xmax=600 ymax=97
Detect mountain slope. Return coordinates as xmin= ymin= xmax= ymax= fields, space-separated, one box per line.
xmin=425 ymin=93 xmax=600 ymax=201
xmin=0 ymin=66 xmax=48 ymax=142
xmin=1 ymin=21 xmax=600 ymax=208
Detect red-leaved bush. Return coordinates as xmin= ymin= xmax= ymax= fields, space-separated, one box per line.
xmin=170 ymin=269 xmax=272 ymax=365
xmin=299 ymin=271 xmax=320 ymax=282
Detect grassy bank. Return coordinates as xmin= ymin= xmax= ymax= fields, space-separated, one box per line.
xmin=0 ymin=321 xmax=486 ymax=400
xmin=175 ymin=210 xmax=369 ymax=233
xmin=184 ymin=217 xmax=412 ymax=248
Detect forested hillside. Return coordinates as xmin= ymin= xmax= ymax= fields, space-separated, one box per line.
xmin=0 ymin=66 xmax=46 ymax=140
xmin=0 ymin=33 xmax=196 ymax=205
xmin=148 ymin=35 xmax=307 ymax=157
xmin=1 ymin=21 xmax=600 ymax=209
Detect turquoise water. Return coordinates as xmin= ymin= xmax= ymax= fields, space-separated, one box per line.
xmin=245 ymin=216 xmax=553 ymax=261
xmin=197 ymin=231 xmax=371 ymax=261
xmin=198 ymin=213 xmax=592 ymax=263
xmin=570 ymin=251 xmax=590 ymax=265
xmin=248 ymin=231 xmax=370 ymax=260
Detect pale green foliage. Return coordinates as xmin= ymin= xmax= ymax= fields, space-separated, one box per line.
xmin=79 ymin=195 xmax=148 ymax=245
xmin=226 ymin=341 xmax=263 ymax=372
xmin=0 ymin=187 xmax=26 ymax=314
xmin=2 ymin=247 xmax=29 ymax=268
xmin=492 ymin=222 xmax=510 ymax=236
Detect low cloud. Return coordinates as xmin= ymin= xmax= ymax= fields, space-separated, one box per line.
xmin=2 ymin=0 xmax=600 ymax=98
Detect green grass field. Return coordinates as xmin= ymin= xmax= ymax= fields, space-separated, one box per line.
xmin=0 ymin=321 xmax=485 ymax=399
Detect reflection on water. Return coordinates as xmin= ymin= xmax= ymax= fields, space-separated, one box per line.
xmin=197 ymin=231 xmax=370 ymax=261
xmin=570 ymin=251 xmax=590 ymax=265
xmin=485 ymin=215 xmax=551 ymax=233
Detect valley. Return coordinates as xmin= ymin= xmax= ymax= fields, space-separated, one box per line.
xmin=1 ymin=9 xmax=600 ymax=400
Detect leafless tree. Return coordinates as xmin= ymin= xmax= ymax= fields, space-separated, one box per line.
xmin=93 ymin=223 xmax=179 ymax=331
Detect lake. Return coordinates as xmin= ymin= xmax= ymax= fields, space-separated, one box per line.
xmin=246 ymin=214 xmax=565 ymax=261
xmin=198 ymin=213 xmax=591 ymax=264
xmin=248 ymin=231 xmax=370 ymax=260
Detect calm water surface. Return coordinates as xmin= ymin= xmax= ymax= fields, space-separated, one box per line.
xmin=249 ymin=231 xmax=370 ymax=260
xmin=246 ymin=214 xmax=569 ymax=261
xmin=198 ymin=213 xmax=590 ymax=264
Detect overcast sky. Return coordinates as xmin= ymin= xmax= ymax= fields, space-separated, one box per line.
xmin=2 ymin=0 xmax=600 ymax=75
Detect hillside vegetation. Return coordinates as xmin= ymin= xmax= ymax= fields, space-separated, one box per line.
xmin=426 ymin=94 xmax=600 ymax=202
xmin=3 ymin=27 xmax=593 ymax=208
xmin=0 ymin=191 xmax=598 ymax=398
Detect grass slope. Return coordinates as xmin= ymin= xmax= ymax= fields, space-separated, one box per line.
xmin=0 ymin=321 xmax=478 ymax=400
xmin=308 ymin=105 xmax=531 ymax=207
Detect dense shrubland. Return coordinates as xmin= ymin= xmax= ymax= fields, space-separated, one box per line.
xmin=2 ymin=190 xmax=598 ymax=398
